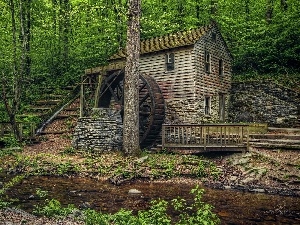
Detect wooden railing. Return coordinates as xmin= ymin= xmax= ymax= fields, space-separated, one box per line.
xmin=0 ymin=122 xmax=36 ymax=140
xmin=162 ymin=124 xmax=249 ymax=152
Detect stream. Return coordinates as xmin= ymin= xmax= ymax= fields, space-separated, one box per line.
xmin=3 ymin=175 xmax=300 ymax=224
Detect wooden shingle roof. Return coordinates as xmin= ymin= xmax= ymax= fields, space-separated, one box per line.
xmin=110 ymin=22 xmax=214 ymax=60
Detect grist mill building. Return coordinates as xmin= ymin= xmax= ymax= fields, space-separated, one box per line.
xmin=75 ymin=22 xmax=233 ymax=150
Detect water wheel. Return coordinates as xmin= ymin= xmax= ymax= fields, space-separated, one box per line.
xmin=96 ymin=70 xmax=165 ymax=148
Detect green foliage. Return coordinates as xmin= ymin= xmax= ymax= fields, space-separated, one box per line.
xmin=0 ymin=198 xmax=11 ymax=209
xmin=61 ymin=146 xmax=76 ymax=155
xmin=172 ymin=186 xmax=220 ymax=225
xmin=35 ymin=188 xmax=48 ymax=199
xmin=1 ymin=0 xmax=299 ymax=98
xmin=35 ymin=186 xmax=219 ymax=224
xmin=0 ymin=0 xmax=299 ymax=128
xmin=137 ymin=199 xmax=171 ymax=225
xmin=55 ymin=161 xmax=80 ymax=175
xmin=33 ymin=199 xmax=76 ymax=218
xmin=0 ymin=174 xmax=26 ymax=208
xmin=233 ymin=73 xmax=300 ymax=91
xmin=0 ymin=136 xmax=20 ymax=150
xmin=0 ymin=147 xmax=22 ymax=158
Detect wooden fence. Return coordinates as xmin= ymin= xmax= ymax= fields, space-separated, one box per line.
xmin=162 ymin=124 xmax=249 ymax=153
xmin=0 ymin=122 xmax=36 ymax=140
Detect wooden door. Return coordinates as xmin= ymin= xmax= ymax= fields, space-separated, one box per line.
xmin=219 ymin=94 xmax=225 ymax=122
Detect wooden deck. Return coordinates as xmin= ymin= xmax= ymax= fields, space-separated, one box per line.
xmin=162 ymin=124 xmax=249 ymax=153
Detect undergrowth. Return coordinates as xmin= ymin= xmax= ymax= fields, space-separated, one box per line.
xmin=233 ymin=72 xmax=300 ymax=91
xmin=33 ymin=186 xmax=220 ymax=225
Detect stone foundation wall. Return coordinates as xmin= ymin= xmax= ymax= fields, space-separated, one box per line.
xmin=164 ymin=94 xmax=229 ymax=124
xmin=72 ymin=108 xmax=122 ymax=151
xmin=229 ymin=81 xmax=300 ymax=127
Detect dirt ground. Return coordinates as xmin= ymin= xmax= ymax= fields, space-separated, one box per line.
xmin=1 ymin=135 xmax=299 ymax=224
xmin=21 ymin=133 xmax=300 ymax=195
xmin=22 ymin=134 xmax=300 ymax=195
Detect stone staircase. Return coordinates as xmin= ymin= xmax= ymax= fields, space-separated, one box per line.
xmin=23 ymin=86 xmax=80 ymax=139
xmin=39 ymin=98 xmax=80 ymax=136
xmin=249 ymin=127 xmax=300 ymax=150
xmin=296 ymin=116 xmax=300 ymax=128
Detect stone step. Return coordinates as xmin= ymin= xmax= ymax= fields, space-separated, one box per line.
xmin=55 ymin=114 xmax=79 ymax=119
xmin=17 ymin=113 xmax=40 ymax=118
xmin=39 ymin=130 xmax=69 ymax=135
xmin=249 ymin=134 xmax=300 ymax=140
xmin=34 ymin=100 xmax=61 ymax=106
xmin=64 ymin=86 xmax=76 ymax=91
xmin=249 ymin=142 xmax=300 ymax=150
xmin=150 ymin=144 xmax=162 ymax=152
xmin=64 ymin=107 xmax=80 ymax=111
xmin=24 ymin=137 xmax=41 ymax=145
xmin=295 ymin=119 xmax=300 ymax=128
xmin=249 ymin=139 xmax=300 ymax=145
xmin=29 ymin=107 xmax=52 ymax=111
xmin=48 ymin=94 xmax=65 ymax=99
xmin=267 ymin=127 xmax=300 ymax=134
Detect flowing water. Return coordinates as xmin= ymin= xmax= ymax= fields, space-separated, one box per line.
xmin=4 ymin=175 xmax=300 ymax=224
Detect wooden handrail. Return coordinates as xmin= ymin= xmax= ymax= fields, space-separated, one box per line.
xmin=0 ymin=122 xmax=36 ymax=139
xmin=162 ymin=124 xmax=249 ymax=152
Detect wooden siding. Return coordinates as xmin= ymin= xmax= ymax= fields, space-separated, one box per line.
xmin=138 ymin=47 xmax=198 ymax=124
xmin=192 ymin=26 xmax=232 ymax=122
xmin=139 ymin=46 xmax=196 ymax=102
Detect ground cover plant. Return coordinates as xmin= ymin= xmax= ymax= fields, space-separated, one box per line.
xmin=32 ymin=186 xmax=220 ymax=225
xmin=0 ymin=147 xmax=221 ymax=182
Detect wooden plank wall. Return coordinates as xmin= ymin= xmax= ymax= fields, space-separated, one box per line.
xmin=192 ymin=26 xmax=232 ymax=122
xmin=139 ymin=47 xmax=196 ymax=101
xmin=139 ymin=47 xmax=198 ymax=124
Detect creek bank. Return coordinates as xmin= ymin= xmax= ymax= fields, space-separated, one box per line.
xmin=201 ymin=148 xmax=300 ymax=197
xmin=3 ymin=176 xmax=300 ymax=225
xmin=107 ymin=147 xmax=300 ymax=197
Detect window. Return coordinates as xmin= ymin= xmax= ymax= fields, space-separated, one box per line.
xmin=204 ymin=51 xmax=211 ymax=73
xmin=204 ymin=96 xmax=211 ymax=115
xmin=219 ymin=59 xmax=224 ymax=76
xmin=165 ymin=53 xmax=174 ymax=71
xmin=212 ymin=32 xmax=217 ymax=42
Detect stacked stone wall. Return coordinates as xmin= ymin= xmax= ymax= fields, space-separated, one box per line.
xmin=72 ymin=108 xmax=122 ymax=151
xmin=229 ymin=81 xmax=300 ymax=127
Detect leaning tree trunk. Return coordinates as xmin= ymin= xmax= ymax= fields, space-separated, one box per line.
xmin=123 ymin=0 xmax=141 ymax=156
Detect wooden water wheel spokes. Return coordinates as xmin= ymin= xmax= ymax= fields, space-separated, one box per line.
xmin=97 ymin=70 xmax=165 ymax=148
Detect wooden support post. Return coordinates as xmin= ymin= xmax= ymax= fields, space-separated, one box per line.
xmin=0 ymin=124 xmax=3 ymax=137
xmin=220 ymin=126 xmax=223 ymax=147
xmin=162 ymin=125 xmax=165 ymax=150
xmin=31 ymin=123 xmax=35 ymax=137
xmin=248 ymin=126 xmax=250 ymax=151
xmin=80 ymin=82 xmax=84 ymax=117
xmin=203 ymin=126 xmax=206 ymax=151
xmin=19 ymin=123 xmax=23 ymax=140
xmin=224 ymin=126 xmax=226 ymax=146
xmin=94 ymin=74 xmax=103 ymax=108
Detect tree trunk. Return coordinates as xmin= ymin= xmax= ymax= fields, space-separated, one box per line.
xmin=59 ymin=0 xmax=70 ymax=74
xmin=210 ymin=0 xmax=217 ymax=17
xmin=1 ymin=77 xmax=21 ymax=142
xmin=123 ymin=0 xmax=141 ymax=156
xmin=20 ymin=0 xmax=31 ymax=79
xmin=280 ymin=0 xmax=288 ymax=11
xmin=266 ymin=0 xmax=274 ymax=24
xmin=245 ymin=0 xmax=250 ymax=21
xmin=2 ymin=0 xmax=22 ymax=142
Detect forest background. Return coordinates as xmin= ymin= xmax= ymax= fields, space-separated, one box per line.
xmin=0 ymin=0 xmax=299 ymax=124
